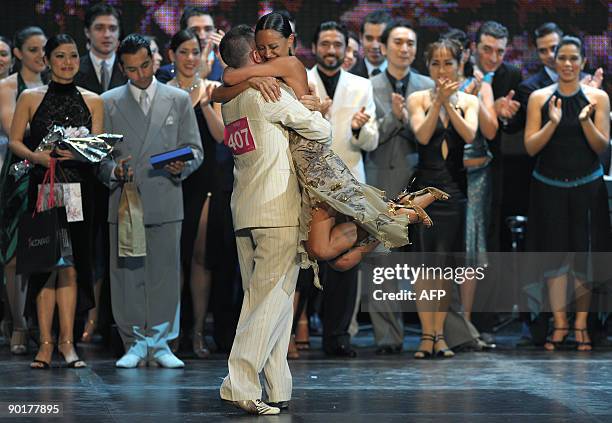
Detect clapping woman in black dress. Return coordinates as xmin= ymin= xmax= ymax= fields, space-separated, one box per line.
xmin=524 ymin=36 xmax=610 ymax=352
xmin=407 ymin=39 xmax=479 ymax=359
xmin=167 ymin=29 xmax=225 ymax=358
xmin=9 ymin=34 xmax=104 ymax=368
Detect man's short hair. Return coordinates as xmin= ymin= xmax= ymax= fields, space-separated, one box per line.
xmin=84 ymin=2 xmax=120 ymax=29
xmin=117 ymin=33 xmax=151 ymax=65
xmin=312 ymin=21 xmax=348 ymax=46
xmin=534 ymin=22 xmax=563 ymax=44
xmin=476 ymin=21 xmax=509 ymax=43
xmin=360 ymin=10 xmax=392 ymax=34
xmin=180 ymin=6 xmax=212 ymax=30
xmin=219 ymin=25 xmax=255 ymax=69
xmin=380 ymin=18 xmax=414 ymax=46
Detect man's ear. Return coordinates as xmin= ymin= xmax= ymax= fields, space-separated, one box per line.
xmin=380 ymin=43 xmax=387 ymax=57
xmin=84 ymin=27 xmax=90 ymax=42
xmin=118 ymin=61 xmax=126 ymax=76
xmin=251 ymin=49 xmax=262 ymax=64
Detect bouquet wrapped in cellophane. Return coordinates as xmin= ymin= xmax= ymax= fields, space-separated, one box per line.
xmin=10 ymin=125 xmax=123 ymax=179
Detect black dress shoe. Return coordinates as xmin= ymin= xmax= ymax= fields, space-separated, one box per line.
xmin=325 ymin=345 xmax=357 ymax=358
xmin=267 ymin=401 xmax=289 ymax=409
xmin=375 ymin=345 xmax=402 ymax=355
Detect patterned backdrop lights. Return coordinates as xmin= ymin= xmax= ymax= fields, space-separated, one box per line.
xmin=0 ymin=1 xmax=607 ymax=88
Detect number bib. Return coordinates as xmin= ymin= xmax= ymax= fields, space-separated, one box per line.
xmin=224 ymin=117 xmax=256 ymax=155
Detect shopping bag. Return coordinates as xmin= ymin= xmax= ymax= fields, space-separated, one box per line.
xmin=37 ymin=182 xmax=83 ymax=222
xmin=118 ymin=181 xmax=146 ymax=257
xmin=16 ymin=159 xmax=73 ymax=274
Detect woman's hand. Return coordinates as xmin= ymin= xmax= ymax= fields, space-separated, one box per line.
xmin=199 ymin=83 xmax=215 ymax=109
xmin=300 ymin=93 xmax=322 ymax=112
xmin=53 ymin=147 xmax=76 ymax=161
xmin=548 ymin=95 xmax=562 ymax=125
xmin=437 ymin=78 xmax=460 ymax=105
xmin=248 ymin=76 xmax=281 ymax=102
xmin=579 ymin=102 xmax=596 ymax=122
xmin=200 ymin=40 xmax=215 ymax=79
xmin=31 ymin=150 xmax=52 ymax=168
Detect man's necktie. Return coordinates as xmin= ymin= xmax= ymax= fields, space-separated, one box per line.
xmin=100 ymin=60 xmax=109 ymax=92
xmin=371 ymin=68 xmax=381 ymax=77
xmin=394 ymin=80 xmax=405 ymax=95
xmin=139 ymin=90 xmax=150 ymax=115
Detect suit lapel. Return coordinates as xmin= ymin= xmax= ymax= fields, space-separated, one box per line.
xmin=140 ymin=84 xmax=174 ymax=157
xmin=115 ymin=85 xmax=147 ymax=143
xmin=330 ymin=70 xmax=348 ymax=114
xmin=310 ymin=67 xmax=328 ymax=100
xmin=81 ymin=55 xmax=102 ymax=93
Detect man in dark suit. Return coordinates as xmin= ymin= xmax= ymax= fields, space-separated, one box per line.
xmin=349 ymin=10 xmax=392 ymax=79
xmin=74 ymin=2 xmax=128 ymax=348
xmin=75 ymin=3 xmax=126 ymax=94
xmin=468 ymin=21 xmax=522 ymax=338
xmin=156 ymin=6 xmax=224 ymax=83
xmin=367 ymin=19 xmax=434 ymax=354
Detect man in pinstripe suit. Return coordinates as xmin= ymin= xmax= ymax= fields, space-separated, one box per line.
xmin=217 ymin=26 xmax=331 ymax=416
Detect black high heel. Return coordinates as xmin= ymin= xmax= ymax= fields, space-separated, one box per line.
xmin=434 ymin=334 xmax=455 ymax=358
xmin=58 ymin=340 xmax=87 ymax=368
xmin=574 ymin=327 xmax=592 ymax=352
xmin=544 ymin=327 xmax=569 ymax=351
xmin=30 ymin=340 xmax=53 ymax=370
xmin=414 ymin=333 xmax=435 ymax=359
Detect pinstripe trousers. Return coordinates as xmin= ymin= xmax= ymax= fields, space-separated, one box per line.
xmin=220 ymin=226 xmax=300 ymax=402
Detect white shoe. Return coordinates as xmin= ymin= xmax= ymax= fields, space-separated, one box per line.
xmin=233 ymin=399 xmax=280 ymax=415
xmin=154 ymin=352 xmax=184 ymax=368
xmin=115 ymin=353 xmax=144 ymax=368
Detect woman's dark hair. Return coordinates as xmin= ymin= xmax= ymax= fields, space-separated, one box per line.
xmin=117 ymin=33 xmax=151 ymax=64
xmin=441 ymin=28 xmax=473 ymax=77
xmin=44 ymin=34 xmax=77 ymax=58
xmin=0 ymin=36 xmax=12 ymax=52
xmin=170 ymin=29 xmax=200 ymax=52
xmin=14 ymin=26 xmax=45 ymax=51
xmin=554 ymin=35 xmax=585 ymax=59
xmin=425 ymin=38 xmax=463 ymax=66
xmin=255 ymin=12 xmax=293 ymax=39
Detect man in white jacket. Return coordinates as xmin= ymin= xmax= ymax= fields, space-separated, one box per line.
xmin=307 ymin=20 xmax=379 ymax=357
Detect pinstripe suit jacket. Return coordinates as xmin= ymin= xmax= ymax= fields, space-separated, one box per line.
xmin=222 ymin=85 xmax=331 ymax=231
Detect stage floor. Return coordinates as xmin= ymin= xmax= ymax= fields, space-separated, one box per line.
xmin=1 ymin=334 xmax=612 ymax=422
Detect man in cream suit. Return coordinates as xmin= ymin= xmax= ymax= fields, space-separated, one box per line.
xmin=307 ymin=20 xmax=378 ymax=357
xmin=367 ymin=19 xmax=434 ymax=354
xmin=98 ymin=34 xmax=202 ymax=369
xmin=218 ymin=26 xmax=331 ymax=415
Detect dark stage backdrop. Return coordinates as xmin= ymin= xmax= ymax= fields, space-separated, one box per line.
xmin=0 ymin=0 xmax=608 ymax=90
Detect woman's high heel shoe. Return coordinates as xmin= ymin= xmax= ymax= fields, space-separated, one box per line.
xmin=395 ymin=186 xmax=451 ymax=210
xmin=30 ymin=340 xmax=53 ymax=370
xmin=193 ymin=331 xmax=211 ymax=359
xmin=10 ymin=329 xmax=29 ymax=355
xmin=574 ymin=327 xmax=592 ymax=352
xmin=414 ymin=333 xmax=435 ymax=359
xmin=544 ymin=327 xmax=569 ymax=351
xmin=434 ymin=334 xmax=455 ymax=358
xmin=58 ymin=340 xmax=87 ymax=368
xmin=80 ymin=319 xmax=97 ymax=343
xmin=389 ymin=202 xmax=433 ymax=227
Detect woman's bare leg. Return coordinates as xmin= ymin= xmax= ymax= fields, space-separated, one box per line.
xmin=574 ymin=276 xmax=592 ymax=351
xmin=191 ymin=196 xmax=213 ymax=358
xmin=306 ymin=207 xmax=358 ymax=261
xmin=544 ymin=274 xmax=569 ymax=350
xmin=56 ymin=267 xmax=83 ymax=364
xmin=31 ymin=273 xmax=57 ymax=367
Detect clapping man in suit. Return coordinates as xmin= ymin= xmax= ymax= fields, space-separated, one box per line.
xmin=350 ymin=11 xmax=392 ymax=79
xmin=99 ymin=34 xmax=203 ymax=369
xmin=307 ymin=20 xmax=379 ymax=358
xmin=367 ymin=18 xmax=434 ymax=354
xmin=157 ymin=6 xmax=225 ymax=83
xmin=217 ymin=25 xmax=331 ymax=415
